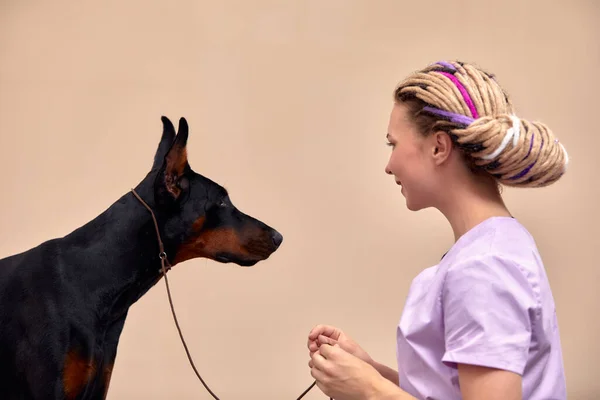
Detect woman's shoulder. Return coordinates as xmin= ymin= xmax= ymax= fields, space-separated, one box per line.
xmin=410 ymin=216 xmax=549 ymax=304
xmin=440 ymin=216 xmax=550 ymax=310
xmin=445 ymin=216 xmax=542 ymax=270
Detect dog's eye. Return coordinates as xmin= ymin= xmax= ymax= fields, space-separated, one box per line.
xmin=218 ymin=200 xmax=227 ymax=207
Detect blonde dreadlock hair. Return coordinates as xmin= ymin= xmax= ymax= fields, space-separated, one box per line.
xmin=395 ymin=60 xmax=569 ymax=188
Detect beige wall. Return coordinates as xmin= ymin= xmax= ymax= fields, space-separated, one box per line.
xmin=0 ymin=1 xmax=597 ymax=399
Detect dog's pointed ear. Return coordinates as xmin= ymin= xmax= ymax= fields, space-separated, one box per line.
xmin=152 ymin=116 xmax=177 ymax=170
xmin=155 ymin=117 xmax=190 ymax=205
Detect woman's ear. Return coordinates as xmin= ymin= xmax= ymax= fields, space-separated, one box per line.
xmin=432 ymin=131 xmax=453 ymax=165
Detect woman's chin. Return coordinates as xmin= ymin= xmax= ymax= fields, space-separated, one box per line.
xmin=404 ymin=194 xmax=424 ymax=212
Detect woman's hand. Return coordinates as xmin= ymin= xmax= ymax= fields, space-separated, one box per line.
xmin=307 ymin=324 xmax=399 ymax=385
xmin=309 ymin=344 xmax=410 ymax=400
xmin=310 ymin=343 xmax=382 ymax=399
xmin=307 ymin=325 xmax=374 ymax=366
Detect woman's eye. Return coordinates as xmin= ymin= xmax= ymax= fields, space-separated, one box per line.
xmin=386 ymin=141 xmax=395 ymax=148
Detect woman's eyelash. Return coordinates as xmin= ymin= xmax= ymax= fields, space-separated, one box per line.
xmin=386 ymin=141 xmax=394 ymax=147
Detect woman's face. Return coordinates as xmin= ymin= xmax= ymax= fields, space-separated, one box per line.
xmin=384 ymin=103 xmax=440 ymax=212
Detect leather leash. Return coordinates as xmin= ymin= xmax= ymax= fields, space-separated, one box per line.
xmin=131 ymin=189 xmax=326 ymax=400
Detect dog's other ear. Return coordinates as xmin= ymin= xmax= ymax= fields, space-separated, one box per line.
xmin=154 ymin=117 xmax=190 ymax=206
xmin=152 ymin=116 xmax=177 ymax=170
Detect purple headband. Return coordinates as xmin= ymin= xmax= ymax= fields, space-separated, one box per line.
xmin=422 ymin=106 xmax=475 ymax=126
xmin=435 ymin=61 xmax=457 ymax=70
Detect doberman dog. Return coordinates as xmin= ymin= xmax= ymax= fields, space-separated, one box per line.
xmin=0 ymin=116 xmax=283 ymax=399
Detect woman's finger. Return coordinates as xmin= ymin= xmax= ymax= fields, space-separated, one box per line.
xmin=308 ymin=324 xmax=326 ymax=340
xmin=310 ymin=364 xmax=327 ymax=383
xmin=319 ymin=343 xmax=341 ymax=360
xmin=309 ymin=325 xmax=338 ymax=341
xmin=311 ymin=350 xmax=328 ymax=370
xmin=318 ymin=334 xmax=337 ymax=346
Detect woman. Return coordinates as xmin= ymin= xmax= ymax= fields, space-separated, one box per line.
xmin=307 ymin=60 xmax=568 ymax=400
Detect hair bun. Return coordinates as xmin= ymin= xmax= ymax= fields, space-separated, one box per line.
xmin=453 ymin=114 xmax=569 ymax=187
xmin=393 ymin=60 xmax=569 ymax=188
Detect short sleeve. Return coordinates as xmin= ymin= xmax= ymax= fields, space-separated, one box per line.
xmin=441 ymin=255 xmax=537 ymax=375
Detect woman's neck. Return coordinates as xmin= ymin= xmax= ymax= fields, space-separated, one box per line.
xmin=438 ymin=175 xmax=512 ymax=242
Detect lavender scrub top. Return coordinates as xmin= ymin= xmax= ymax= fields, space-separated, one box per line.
xmin=396 ymin=216 xmax=566 ymax=399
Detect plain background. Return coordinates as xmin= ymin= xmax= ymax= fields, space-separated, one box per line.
xmin=1 ymin=0 xmax=598 ymax=399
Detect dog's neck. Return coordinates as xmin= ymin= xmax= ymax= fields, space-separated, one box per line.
xmin=60 ymin=174 xmax=175 ymax=325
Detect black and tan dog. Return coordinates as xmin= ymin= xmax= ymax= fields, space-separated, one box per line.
xmin=0 ymin=116 xmax=283 ymax=399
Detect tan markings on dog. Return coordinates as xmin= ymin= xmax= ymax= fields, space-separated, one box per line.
xmin=166 ymin=143 xmax=187 ymax=175
xmin=103 ymin=363 xmax=114 ymax=399
xmin=63 ymin=351 xmax=97 ymax=400
xmin=173 ymin=216 xmax=251 ymax=264
xmin=164 ymin=145 xmax=188 ymax=198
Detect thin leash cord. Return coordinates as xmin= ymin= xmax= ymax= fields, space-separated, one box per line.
xmin=131 ymin=189 xmax=328 ymax=400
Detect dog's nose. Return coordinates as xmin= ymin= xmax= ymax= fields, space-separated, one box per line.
xmin=271 ymin=231 xmax=283 ymax=247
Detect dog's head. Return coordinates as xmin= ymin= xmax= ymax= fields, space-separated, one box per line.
xmin=149 ymin=116 xmax=283 ymax=267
